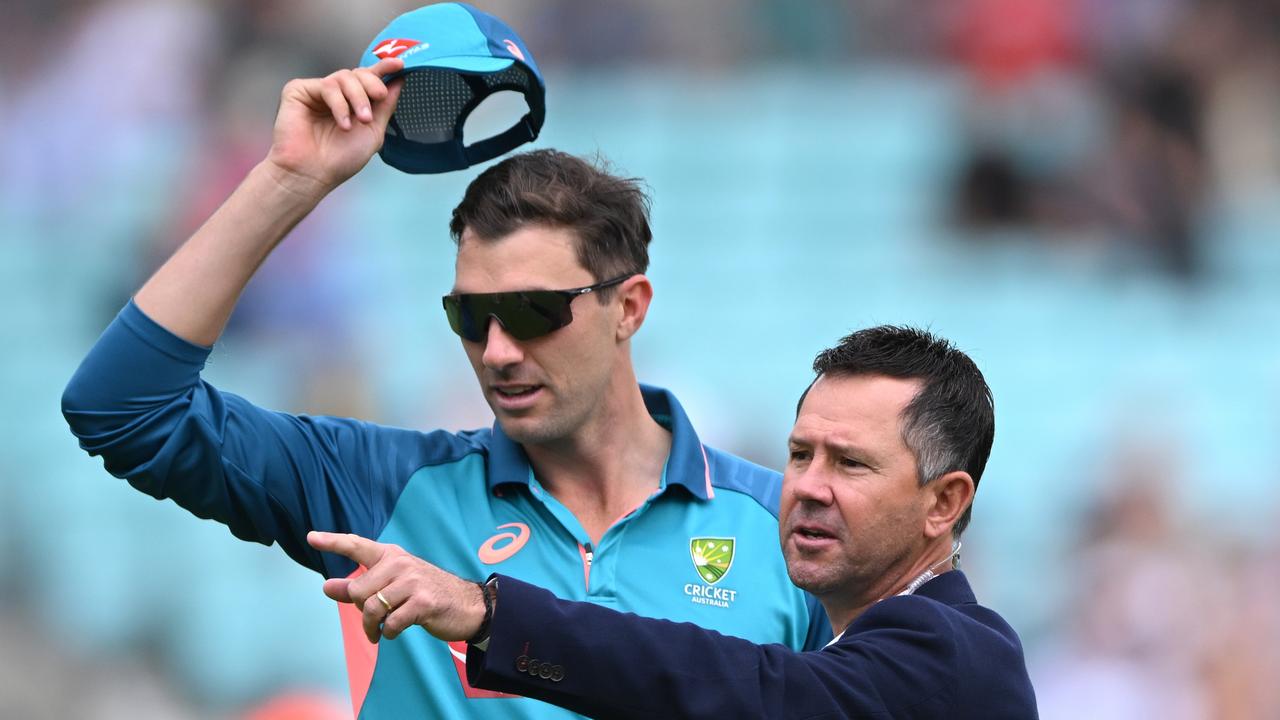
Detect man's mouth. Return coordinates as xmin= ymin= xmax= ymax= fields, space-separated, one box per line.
xmin=493 ymin=384 xmax=541 ymax=398
xmin=795 ymin=526 xmax=835 ymax=540
xmin=490 ymin=383 xmax=546 ymax=411
xmin=788 ymin=518 xmax=842 ymax=548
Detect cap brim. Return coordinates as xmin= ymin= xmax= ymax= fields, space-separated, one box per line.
xmin=403 ymin=55 xmax=515 ymax=74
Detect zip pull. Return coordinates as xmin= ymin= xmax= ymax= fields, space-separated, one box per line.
xmin=578 ymin=542 xmax=594 ymax=592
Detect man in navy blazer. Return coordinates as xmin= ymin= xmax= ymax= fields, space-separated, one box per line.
xmin=311 ymin=326 xmax=1039 ymax=718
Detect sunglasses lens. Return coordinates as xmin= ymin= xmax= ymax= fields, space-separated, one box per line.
xmin=442 ymin=291 xmax=575 ymax=341
xmin=443 ymin=295 xmax=482 ymax=341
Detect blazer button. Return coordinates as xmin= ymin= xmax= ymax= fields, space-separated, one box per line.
xmin=516 ymin=655 xmax=529 ymax=672
xmin=538 ymin=664 xmax=553 ymax=679
xmin=550 ymin=665 xmax=564 ymax=682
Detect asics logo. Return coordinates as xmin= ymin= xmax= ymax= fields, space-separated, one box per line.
xmin=503 ymin=39 xmax=526 ymax=61
xmin=478 ymin=522 xmax=531 ymax=564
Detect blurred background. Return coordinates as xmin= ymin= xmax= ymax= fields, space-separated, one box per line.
xmin=3 ymin=0 xmax=1279 ymax=717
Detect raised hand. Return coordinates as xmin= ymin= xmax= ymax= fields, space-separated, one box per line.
xmin=264 ymin=57 xmax=406 ymax=196
xmin=132 ymin=57 xmax=409 ymax=347
xmin=307 ymin=531 xmax=487 ymax=644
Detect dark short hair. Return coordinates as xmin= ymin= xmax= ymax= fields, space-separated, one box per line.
xmin=449 ymin=149 xmax=651 ymax=300
xmin=797 ymin=326 xmax=994 ymax=536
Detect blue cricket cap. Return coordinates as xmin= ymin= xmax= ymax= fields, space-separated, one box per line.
xmin=360 ymin=3 xmax=545 ymax=174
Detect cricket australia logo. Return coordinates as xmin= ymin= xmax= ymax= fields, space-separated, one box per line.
xmin=690 ymin=537 xmax=735 ymax=583
xmin=684 ymin=537 xmax=739 ymax=608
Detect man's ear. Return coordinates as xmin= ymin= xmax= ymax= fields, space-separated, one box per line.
xmin=615 ymin=275 xmax=653 ymax=342
xmin=923 ymin=471 xmax=975 ymax=540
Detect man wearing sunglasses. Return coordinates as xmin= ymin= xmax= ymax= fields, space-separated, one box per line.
xmin=62 ymin=57 xmax=828 ymax=718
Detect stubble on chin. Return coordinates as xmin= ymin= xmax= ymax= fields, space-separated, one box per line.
xmin=501 ymin=420 xmax=559 ymax=446
xmin=496 ymin=402 xmax=577 ymax=447
xmin=784 ymin=548 xmax=841 ymax=596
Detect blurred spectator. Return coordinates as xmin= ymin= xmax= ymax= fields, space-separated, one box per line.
xmin=0 ymin=0 xmax=218 ymax=223
xmin=527 ymin=0 xmax=656 ymax=66
xmin=954 ymin=147 xmax=1034 ymax=228
xmin=1090 ymin=58 xmax=1206 ymax=279
xmin=1034 ymin=444 xmax=1241 ymax=719
xmin=947 ymin=0 xmax=1085 ymax=92
xmin=140 ymin=0 xmax=378 ymax=418
xmin=1189 ymin=0 xmax=1280 ymax=206
xmin=939 ymin=0 xmax=1251 ymax=282
xmin=944 ymin=0 xmax=1105 ymax=240
xmin=0 ymin=612 xmax=203 ymax=720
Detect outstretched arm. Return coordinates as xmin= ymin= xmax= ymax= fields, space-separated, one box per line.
xmin=135 ymin=57 xmax=404 ymax=346
xmin=306 ymin=532 xmax=962 ymax=720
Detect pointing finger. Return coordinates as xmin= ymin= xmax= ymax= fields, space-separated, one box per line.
xmin=308 ymin=531 xmax=386 ymax=567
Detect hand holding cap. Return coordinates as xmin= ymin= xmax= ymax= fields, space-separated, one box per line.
xmin=359 ymin=2 xmax=545 ymax=174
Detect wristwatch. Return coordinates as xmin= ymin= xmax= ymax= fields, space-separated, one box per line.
xmin=468 ymin=575 xmax=499 ymax=651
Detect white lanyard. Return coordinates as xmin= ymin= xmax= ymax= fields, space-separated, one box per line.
xmin=823 ymin=541 xmax=962 ymax=649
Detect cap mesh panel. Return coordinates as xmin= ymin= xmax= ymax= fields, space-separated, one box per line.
xmin=389 ymin=66 xmax=534 ymax=144
xmin=482 ymin=66 xmax=532 ymax=91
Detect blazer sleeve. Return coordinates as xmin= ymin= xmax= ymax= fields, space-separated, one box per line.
xmin=60 ymin=301 xmax=464 ymax=577
xmin=467 ymin=576 xmax=960 ymax=720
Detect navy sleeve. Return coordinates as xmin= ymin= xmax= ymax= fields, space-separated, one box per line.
xmin=468 ymin=576 xmax=971 ymax=720
xmin=61 ymin=301 xmax=475 ymax=577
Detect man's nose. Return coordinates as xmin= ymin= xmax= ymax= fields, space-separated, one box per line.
xmin=481 ymin=317 xmax=525 ymax=369
xmin=785 ymin=466 xmax=834 ymax=506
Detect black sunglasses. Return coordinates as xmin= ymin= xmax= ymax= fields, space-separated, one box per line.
xmin=442 ymin=274 xmax=633 ymax=342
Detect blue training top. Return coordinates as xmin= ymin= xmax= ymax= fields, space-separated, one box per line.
xmin=62 ymin=301 xmax=831 ymax=719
